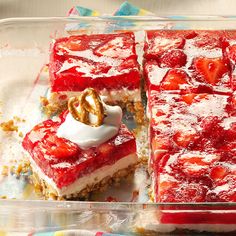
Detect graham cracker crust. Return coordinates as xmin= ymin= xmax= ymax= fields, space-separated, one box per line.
xmin=31 ymin=164 xmax=137 ymax=200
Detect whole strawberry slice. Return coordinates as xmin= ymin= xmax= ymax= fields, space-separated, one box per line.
xmin=210 ymin=165 xmax=229 ymax=182
xmin=173 ymin=130 xmax=199 ymax=148
xmin=160 ymin=49 xmax=187 ymax=68
xmin=181 ymin=93 xmax=208 ymax=105
xmin=160 ymin=69 xmax=190 ymax=91
xmin=178 ymin=152 xmax=220 ymax=177
xmin=193 ymin=57 xmax=228 ymax=85
xmin=42 ymin=134 xmax=79 ymax=159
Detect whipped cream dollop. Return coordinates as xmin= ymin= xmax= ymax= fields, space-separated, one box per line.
xmin=57 ymin=97 xmax=122 ymax=150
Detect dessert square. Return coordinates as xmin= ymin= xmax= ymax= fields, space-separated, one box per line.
xmin=144 ymin=30 xmax=234 ymax=95
xmin=23 ymin=89 xmax=137 ymax=199
xmin=149 ymin=92 xmax=232 ymax=167
xmin=49 ymin=32 xmax=141 ymax=105
xmin=23 ymin=121 xmax=137 ymax=198
xmin=149 ymin=91 xmax=236 ymax=203
xmin=153 ymin=146 xmax=236 ymax=203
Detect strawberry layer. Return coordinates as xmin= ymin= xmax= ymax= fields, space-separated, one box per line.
xmin=144 ymin=30 xmax=236 ymax=95
xmin=49 ymin=32 xmax=140 ymax=92
xmin=22 ymin=116 xmax=136 ymax=189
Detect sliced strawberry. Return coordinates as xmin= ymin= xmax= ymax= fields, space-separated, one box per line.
xmin=207 ymin=175 xmax=236 ymax=202
xmin=90 ymin=61 xmax=111 ymax=75
xmin=22 ymin=120 xmax=60 ymax=150
xmin=181 ymin=94 xmax=197 ymax=105
xmin=98 ymin=143 xmax=114 ymax=155
xmin=159 ymin=177 xmax=179 ymax=195
xmin=159 ymin=180 xmax=207 ymax=202
xmin=173 ymin=130 xmax=199 ymax=148
xmin=159 ymin=49 xmax=187 ymax=68
xmin=43 ymin=135 xmax=79 ymax=159
xmin=200 ymin=116 xmax=225 ymax=147
xmin=152 ymin=136 xmax=170 ymax=151
xmin=193 ymin=57 xmax=228 ymax=85
xmin=60 ymin=37 xmax=89 ymax=51
xmin=153 ymin=109 xmax=166 ymax=117
xmin=193 ymin=94 xmax=209 ymax=102
xmin=184 ymin=31 xmax=198 ymax=39
xmin=178 ymin=153 xmax=220 ymax=177
xmin=182 ymin=93 xmax=209 ymax=105
xmin=160 ymin=69 xmax=190 ymax=91
xmin=151 ymin=137 xmax=171 ymax=171
xmin=210 ymin=165 xmax=228 ymax=182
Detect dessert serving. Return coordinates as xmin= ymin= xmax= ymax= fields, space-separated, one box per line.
xmin=144 ymin=30 xmax=233 ymax=97
xmin=144 ymin=30 xmax=236 ymax=204
xmin=22 ymin=88 xmax=137 ymax=199
xmin=48 ymin=32 xmax=141 ymax=106
xmin=150 ymin=92 xmax=236 ymax=202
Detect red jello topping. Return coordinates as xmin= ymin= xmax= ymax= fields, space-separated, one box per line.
xmin=144 ymin=30 xmax=236 ymax=95
xmin=49 ymin=32 xmax=140 ymax=92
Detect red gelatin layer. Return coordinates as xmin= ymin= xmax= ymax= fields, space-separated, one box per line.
xmin=144 ymin=30 xmax=236 ymax=95
xmin=49 ymin=32 xmax=140 ymax=92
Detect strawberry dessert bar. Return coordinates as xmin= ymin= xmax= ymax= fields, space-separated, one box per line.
xmin=144 ymin=30 xmax=232 ymax=97
xmin=144 ymin=30 xmax=236 ymax=205
xmin=48 ymin=32 xmax=141 ymax=106
xmin=149 ymin=91 xmax=236 ymax=202
xmin=23 ymin=89 xmax=137 ymax=199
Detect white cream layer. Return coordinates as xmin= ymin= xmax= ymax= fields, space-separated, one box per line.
xmin=30 ymin=153 xmax=137 ymax=197
xmin=48 ymin=88 xmax=141 ymax=103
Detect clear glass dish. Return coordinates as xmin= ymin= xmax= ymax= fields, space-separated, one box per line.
xmin=1 ymin=16 xmax=236 ymax=235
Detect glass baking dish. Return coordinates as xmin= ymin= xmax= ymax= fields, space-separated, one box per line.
xmin=1 ymin=16 xmax=236 ymax=235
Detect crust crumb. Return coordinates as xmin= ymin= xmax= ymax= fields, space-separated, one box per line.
xmin=1 ymin=165 xmax=9 ymax=176
xmin=40 ymin=96 xmax=66 ymax=117
xmin=126 ymin=101 xmax=145 ymax=124
xmin=0 ymin=120 xmax=18 ymax=132
xmin=134 ymin=101 xmax=145 ymax=124
xmin=10 ymin=160 xmax=31 ymax=177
